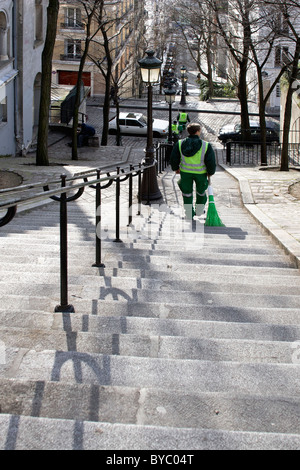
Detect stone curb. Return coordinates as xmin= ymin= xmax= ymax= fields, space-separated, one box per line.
xmin=219 ymin=163 xmax=300 ymax=270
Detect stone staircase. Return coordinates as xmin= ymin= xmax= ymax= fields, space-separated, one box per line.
xmin=0 ymin=167 xmax=300 ymax=450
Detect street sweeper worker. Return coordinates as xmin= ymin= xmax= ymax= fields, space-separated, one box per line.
xmin=170 ymin=122 xmax=216 ymax=219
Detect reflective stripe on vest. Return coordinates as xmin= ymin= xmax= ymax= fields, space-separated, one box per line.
xmin=179 ymin=140 xmax=209 ymax=174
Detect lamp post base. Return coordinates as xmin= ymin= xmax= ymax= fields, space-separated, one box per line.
xmin=140 ymin=148 xmax=162 ymax=202
xmin=140 ymin=165 xmax=162 ymax=201
xmin=55 ymin=304 xmax=75 ymax=313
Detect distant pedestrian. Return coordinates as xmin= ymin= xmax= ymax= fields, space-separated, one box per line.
xmin=172 ymin=120 xmax=180 ymax=142
xmin=177 ymin=110 xmax=190 ymax=132
xmin=170 ymin=122 xmax=216 ymax=220
xmin=77 ymin=123 xmax=96 ymax=147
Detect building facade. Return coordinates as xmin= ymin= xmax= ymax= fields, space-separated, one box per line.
xmin=0 ymin=0 xmax=47 ymax=157
xmin=52 ymin=0 xmax=146 ymax=99
xmin=0 ymin=0 xmax=17 ymax=156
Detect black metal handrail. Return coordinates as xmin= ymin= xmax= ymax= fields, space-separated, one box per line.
xmin=0 ymin=144 xmax=170 ymax=313
xmin=224 ymin=141 xmax=300 ymax=167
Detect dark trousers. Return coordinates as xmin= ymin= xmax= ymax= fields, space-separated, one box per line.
xmin=177 ymin=172 xmax=208 ymax=219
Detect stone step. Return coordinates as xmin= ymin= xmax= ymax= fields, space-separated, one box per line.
xmin=78 ymin=284 xmax=300 ymax=309
xmin=0 ymin=235 xmax=285 ymax=256
xmin=0 ymin=239 xmax=285 ymax=258
xmin=0 ymin=327 xmax=296 ymax=364
xmin=1 ymin=414 xmax=300 ymax=450
xmin=0 ymin=230 xmax=273 ymax=247
xmin=1 ymin=273 xmax=300 ymax=296
xmin=2 ymin=310 xmax=300 ymax=342
xmin=1 ymin=206 xmax=258 ymax=218
xmin=1 ymin=281 xmax=299 ymax=309
xmin=0 ymin=379 xmax=300 ymax=435
xmin=0 ymin=210 xmax=272 ymax=230
xmin=0 ymin=259 xmax=299 ymax=279
xmin=0 ymin=227 xmax=268 ymax=241
xmin=119 ymin=248 xmax=293 ymax=263
xmin=1 ymin=200 xmax=255 ymax=215
xmin=0 ymin=251 xmax=295 ymax=272
xmin=1 ymin=299 xmax=300 ymax=326
xmin=52 ymin=313 xmax=300 ymax=342
xmin=3 ymin=350 xmax=300 ymax=398
xmin=116 ymin=255 xmax=294 ymax=269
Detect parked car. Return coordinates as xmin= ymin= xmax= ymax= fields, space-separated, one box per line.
xmin=108 ymin=112 xmax=169 ymax=137
xmin=218 ymin=120 xmax=280 ymax=145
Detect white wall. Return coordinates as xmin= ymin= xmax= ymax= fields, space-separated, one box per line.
xmin=16 ymin=0 xmax=47 ymax=153
xmin=0 ymin=0 xmax=17 ymax=155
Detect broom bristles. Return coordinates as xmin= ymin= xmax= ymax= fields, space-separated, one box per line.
xmin=205 ymin=187 xmax=225 ymax=227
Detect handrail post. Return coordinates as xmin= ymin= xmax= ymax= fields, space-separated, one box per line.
xmin=128 ymin=164 xmax=133 ymax=227
xmin=55 ymin=174 xmax=75 ymax=313
xmin=114 ymin=167 xmax=122 ymax=243
xmin=147 ymin=164 xmax=151 ymax=205
xmin=226 ymin=142 xmax=232 ymax=165
xmin=93 ymin=169 xmax=105 ymax=268
xmin=157 ymin=144 xmax=162 ymax=174
xmin=137 ymin=163 xmax=142 ymax=216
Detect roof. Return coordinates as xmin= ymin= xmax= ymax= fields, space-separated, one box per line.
xmin=118 ymin=112 xmax=143 ymax=119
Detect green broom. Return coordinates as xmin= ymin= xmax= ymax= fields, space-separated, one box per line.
xmin=205 ymin=182 xmax=225 ymax=227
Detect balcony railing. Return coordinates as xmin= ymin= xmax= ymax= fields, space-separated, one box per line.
xmin=60 ymin=54 xmax=82 ymax=62
xmin=60 ymin=22 xmax=85 ymax=30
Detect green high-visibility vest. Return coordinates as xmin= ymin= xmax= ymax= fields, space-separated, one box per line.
xmin=172 ymin=124 xmax=179 ymax=134
xmin=179 ymin=139 xmax=208 ymax=174
xmin=178 ymin=113 xmax=188 ymax=123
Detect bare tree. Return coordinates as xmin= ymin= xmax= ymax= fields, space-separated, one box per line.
xmin=36 ymin=0 xmax=59 ymax=166
xmin=110 ymin=58 xmax=138 ymax=146
xmin=277 ymin=1 xmax=300 ymax=171
xmin=211 ymin=0 xmax=254 ymax=140
xmin=170 ymin=1 xmax=216 ymax=98
xmin=70 ymin=0 xmax=104 ymax=161
xmin=88 ymin=5 xmax=138 ymax=146
xmin=244 ymin=1 xmax=292 ymax=164
xmin=261 ymin=0 xmax=300 ymax=170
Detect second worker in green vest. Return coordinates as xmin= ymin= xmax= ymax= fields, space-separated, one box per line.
xmin=177 ymin=110 xmax=190 ymax=132
xmin=170 ymin=122 xmax=216 ymax=220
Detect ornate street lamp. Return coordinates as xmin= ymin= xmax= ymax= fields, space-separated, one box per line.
xmin=138 ymin=50 xmax=162 ymax=201
xmin=180 ymin=66 xmax=187 ymax=106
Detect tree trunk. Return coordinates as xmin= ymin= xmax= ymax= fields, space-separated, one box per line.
xmin=257 ymin=72 xmax=268 ymax=165
xmin=238 ymin=60 xmax=251 ymax=141
xmin=206 ymin=46 xmax=214 ymax=97
xmin=36 ymin=0 xmax=59 ymax=166
xmin=71 ymin=45 xmax=89 ymax=161
xmin=101 ymin=71 xmax=111 ymax=146
xmin=115 ymin=90 xmax=122 ymax=146
xmin=100 ymin=28 xmax=113 ymax=147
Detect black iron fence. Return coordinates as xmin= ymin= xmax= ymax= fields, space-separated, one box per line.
xmin=156 ymin=142 xmax=173 ymax=172
xmin=223 ymin=142 xmax=300 ymax=167
xmin=0 ymin=143 xmax=170 ymax=313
